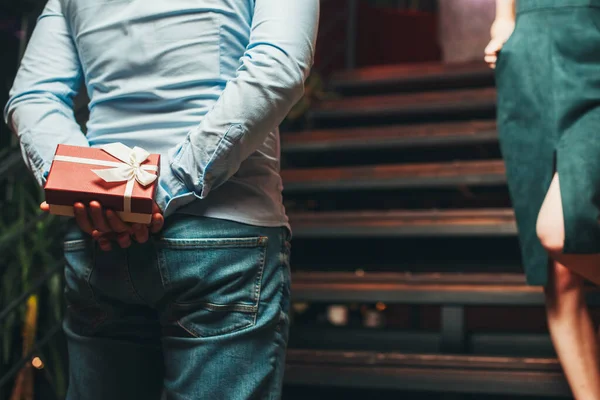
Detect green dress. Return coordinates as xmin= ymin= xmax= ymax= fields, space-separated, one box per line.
xmin=496 ymin=0 xmax=600 ymax=286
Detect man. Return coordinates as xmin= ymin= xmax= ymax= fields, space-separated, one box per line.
xmin=4 ymin=0 xmax=319 ymax=399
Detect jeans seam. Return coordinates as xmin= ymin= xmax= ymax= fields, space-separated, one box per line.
xmin=278 ymin=231 xmax=290 ymax=332
xmin=173 ymin=301 xmax=257 ymax=313
xmin=158 ymin=237 xmax=265 ymax=249
xmin=64 ymin=239 xmax=87 ymax=252
xmin=85 ymin=242 xmax=99 ymax=305
xmin=177 ymin=320 xmax=200 ymax=338
xmin=177 ymin=318 xmax=254 ymax=338
xmin=156 ymin=241 xmax=170 ymax=289
xmin=252 ymin=237 xmax=268 ymax=325
xmin=268 ymin=235 xmax=290 ymax=400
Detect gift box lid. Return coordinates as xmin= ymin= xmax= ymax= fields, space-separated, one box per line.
xmin=44 ymin=144 xmax=160 ymax=214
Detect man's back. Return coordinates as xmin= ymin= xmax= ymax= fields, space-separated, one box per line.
xmin=65 ymin=0 xmax=249 ymax=151
xmin=6 ymin=0 xmax=319 ymax=225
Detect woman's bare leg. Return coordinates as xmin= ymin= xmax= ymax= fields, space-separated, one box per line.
xmin=537 ymin=173 xmax=600 ymax=399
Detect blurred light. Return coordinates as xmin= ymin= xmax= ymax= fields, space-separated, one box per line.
xmin=32 ymin=357 xmax=44 ymax=369
xmin=376 ymin=302 xmax=386 ymax=311
xmin=355 ymin=269 xmax=365 ymax=277
xmin=327 ymin=305 xmax=348 ymax=326
xmin=292 ymin=302 xmax=309 ymax=313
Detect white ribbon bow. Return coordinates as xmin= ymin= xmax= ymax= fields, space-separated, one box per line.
xmin=91 ymin=143 xmax=158 ymax=214
xmin=92 ymin=143 xmax=158 ymax=187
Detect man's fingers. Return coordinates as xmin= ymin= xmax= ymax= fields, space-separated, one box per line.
xmin=106 ymin=209 xmax=132 ymax=234
xmin=116 ymin=232 xmax=132 ymax=248
xmin=150 ymin=202 xmax=164 ymax=234
xmin=89 ymin=201 xmax=112 ymax=233
xmin=98 ymin=237 xmax=112 ymax=252
xmin=93 ymin=230 xmax=114 ymax=251
xmin=132 ymin=224 xmax=150 ymax=244
xmin=74 ymin=203 xmax=94 ymax=234
xmin=75 ymin=201 xmax=159 ymax=241
xmin=92 ymin=230 xmax=129 ymax=249
xmin=150 ymin=213 xmax=164 ymax=234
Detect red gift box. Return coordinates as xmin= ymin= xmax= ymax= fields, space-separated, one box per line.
xmin=44 ymin=143 xmax=160 ymax=224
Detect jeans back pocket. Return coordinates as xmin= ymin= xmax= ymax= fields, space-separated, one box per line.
xmin=157 ymin=236 xmax=268 ymax=338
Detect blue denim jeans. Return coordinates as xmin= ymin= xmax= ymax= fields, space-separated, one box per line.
xmin=62 ymin=215 xmax=292 ymax=400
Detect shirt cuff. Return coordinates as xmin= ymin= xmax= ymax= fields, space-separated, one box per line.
xmin=172 ymin=123 xmax=244 ymax=200
xmin=155 ymin=143 xmax=201 ymax=218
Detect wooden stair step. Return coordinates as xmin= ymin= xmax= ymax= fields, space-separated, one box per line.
xmin=290 ymin=271 xmax=600 ymax=305
xmin=281 ymin=160 xmax=506 ymax=192
xmin=281 ymin=120 xmax=497 ymax=153
xmin=287 ymin=349 xmax=561 ymax=371
xmin=308 ymin=88 xmax=496 ymax=123
xmin=288 ymin=209 xmax=517 ymax=238
xmin=329 ymin=61 xmax=495 ymax=95
xmin=285 ymin=349 xmax=569 ymax=397
xmin=288 ymin=327 xmax=557 ymax=357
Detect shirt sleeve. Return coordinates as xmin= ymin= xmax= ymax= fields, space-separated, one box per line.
xmin=4 ymin=0 xmax=89 ymax=187
xmin=157 ymin=0 xmax=320 ymax=217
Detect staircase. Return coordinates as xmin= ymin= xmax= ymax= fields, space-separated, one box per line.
xmin=280 ymin=62 xmax=576 ymax=398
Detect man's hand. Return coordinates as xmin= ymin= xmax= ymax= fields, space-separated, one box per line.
xmin=484 ymin=18 xmax=515 ymax=69
xmin=40 ymin=201 xmax=164 ymax=251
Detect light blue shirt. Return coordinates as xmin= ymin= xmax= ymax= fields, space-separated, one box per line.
xmin=4 ymin=0 xmax=319 ymax=229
